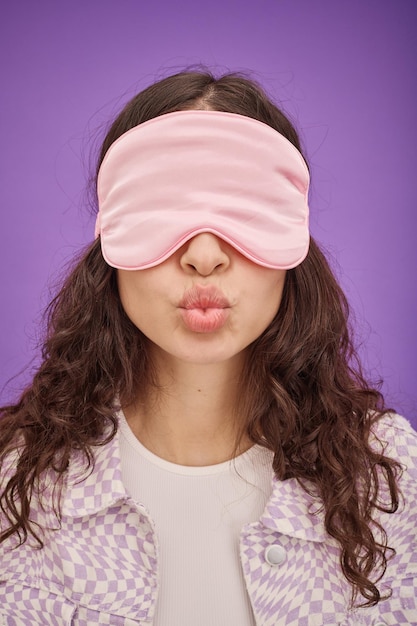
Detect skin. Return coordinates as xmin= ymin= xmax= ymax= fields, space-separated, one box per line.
xmin=118 ymin=233 xmax=286 ymax=466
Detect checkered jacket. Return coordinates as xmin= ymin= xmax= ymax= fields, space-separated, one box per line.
xmin=1 ymin=414 xmax=416 ymax=625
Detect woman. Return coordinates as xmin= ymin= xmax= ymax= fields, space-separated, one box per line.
xmin=1 ymin=71 xmax=416 ymax=626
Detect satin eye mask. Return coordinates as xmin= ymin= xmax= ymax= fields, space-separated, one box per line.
xmin=95 ymin=110 xmax=310 ymax=270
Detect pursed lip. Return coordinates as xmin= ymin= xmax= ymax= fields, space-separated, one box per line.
xmin=179 ymin=285 xmax=231 ymax=310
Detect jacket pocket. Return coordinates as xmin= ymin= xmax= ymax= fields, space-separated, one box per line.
xmin=0 ymin=582 xmax=76 ymax=626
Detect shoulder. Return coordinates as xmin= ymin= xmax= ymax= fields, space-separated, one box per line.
xmin=369 ymin=412 xmax=417 ymax=520
xmin=370 ymin=412 xmax=417 ymax=479
xmin=370 ymin=415 xmax=417 ymax=580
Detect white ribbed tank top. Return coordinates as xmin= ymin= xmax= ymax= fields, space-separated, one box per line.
xmin=118 ymin=412 xmax=274 ymax=626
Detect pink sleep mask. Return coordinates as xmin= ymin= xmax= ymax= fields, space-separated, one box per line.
xmin=95 ymin=110 xmax=310 ymax=270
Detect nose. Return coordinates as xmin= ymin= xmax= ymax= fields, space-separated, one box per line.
xmin=179 ymin=233 xmax=231 ymax=276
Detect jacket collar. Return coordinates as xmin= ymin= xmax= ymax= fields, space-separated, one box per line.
xmin=63 ymin=428 xmax=329 ymax=543
xmin=63 ymin=426 xmax=128 ymax=517
xmin=259 ymin=475 xmax=328 ymax=543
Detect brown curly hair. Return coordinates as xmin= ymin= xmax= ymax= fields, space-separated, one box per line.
xmin=0 ymin=70 xmax=401 ymax=607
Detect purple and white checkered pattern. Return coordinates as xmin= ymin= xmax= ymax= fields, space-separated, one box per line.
xmin=240 ymin=522 xmax=348 ymax=625
xmin=1 ymin=414 xmax=416 ymax=625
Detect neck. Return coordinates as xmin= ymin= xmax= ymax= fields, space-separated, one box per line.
xmin=123 ymin=350 xmax=251 ymax=466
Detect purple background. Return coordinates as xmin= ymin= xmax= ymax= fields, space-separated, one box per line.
xmin=1 ymin=1 xmax=416 ymax=427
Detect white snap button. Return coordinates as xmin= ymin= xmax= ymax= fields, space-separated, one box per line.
xmin=264 ymin=544 xmax=286 ymax=566
xmin=372 ymin=622 xmax=388 ymax=626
